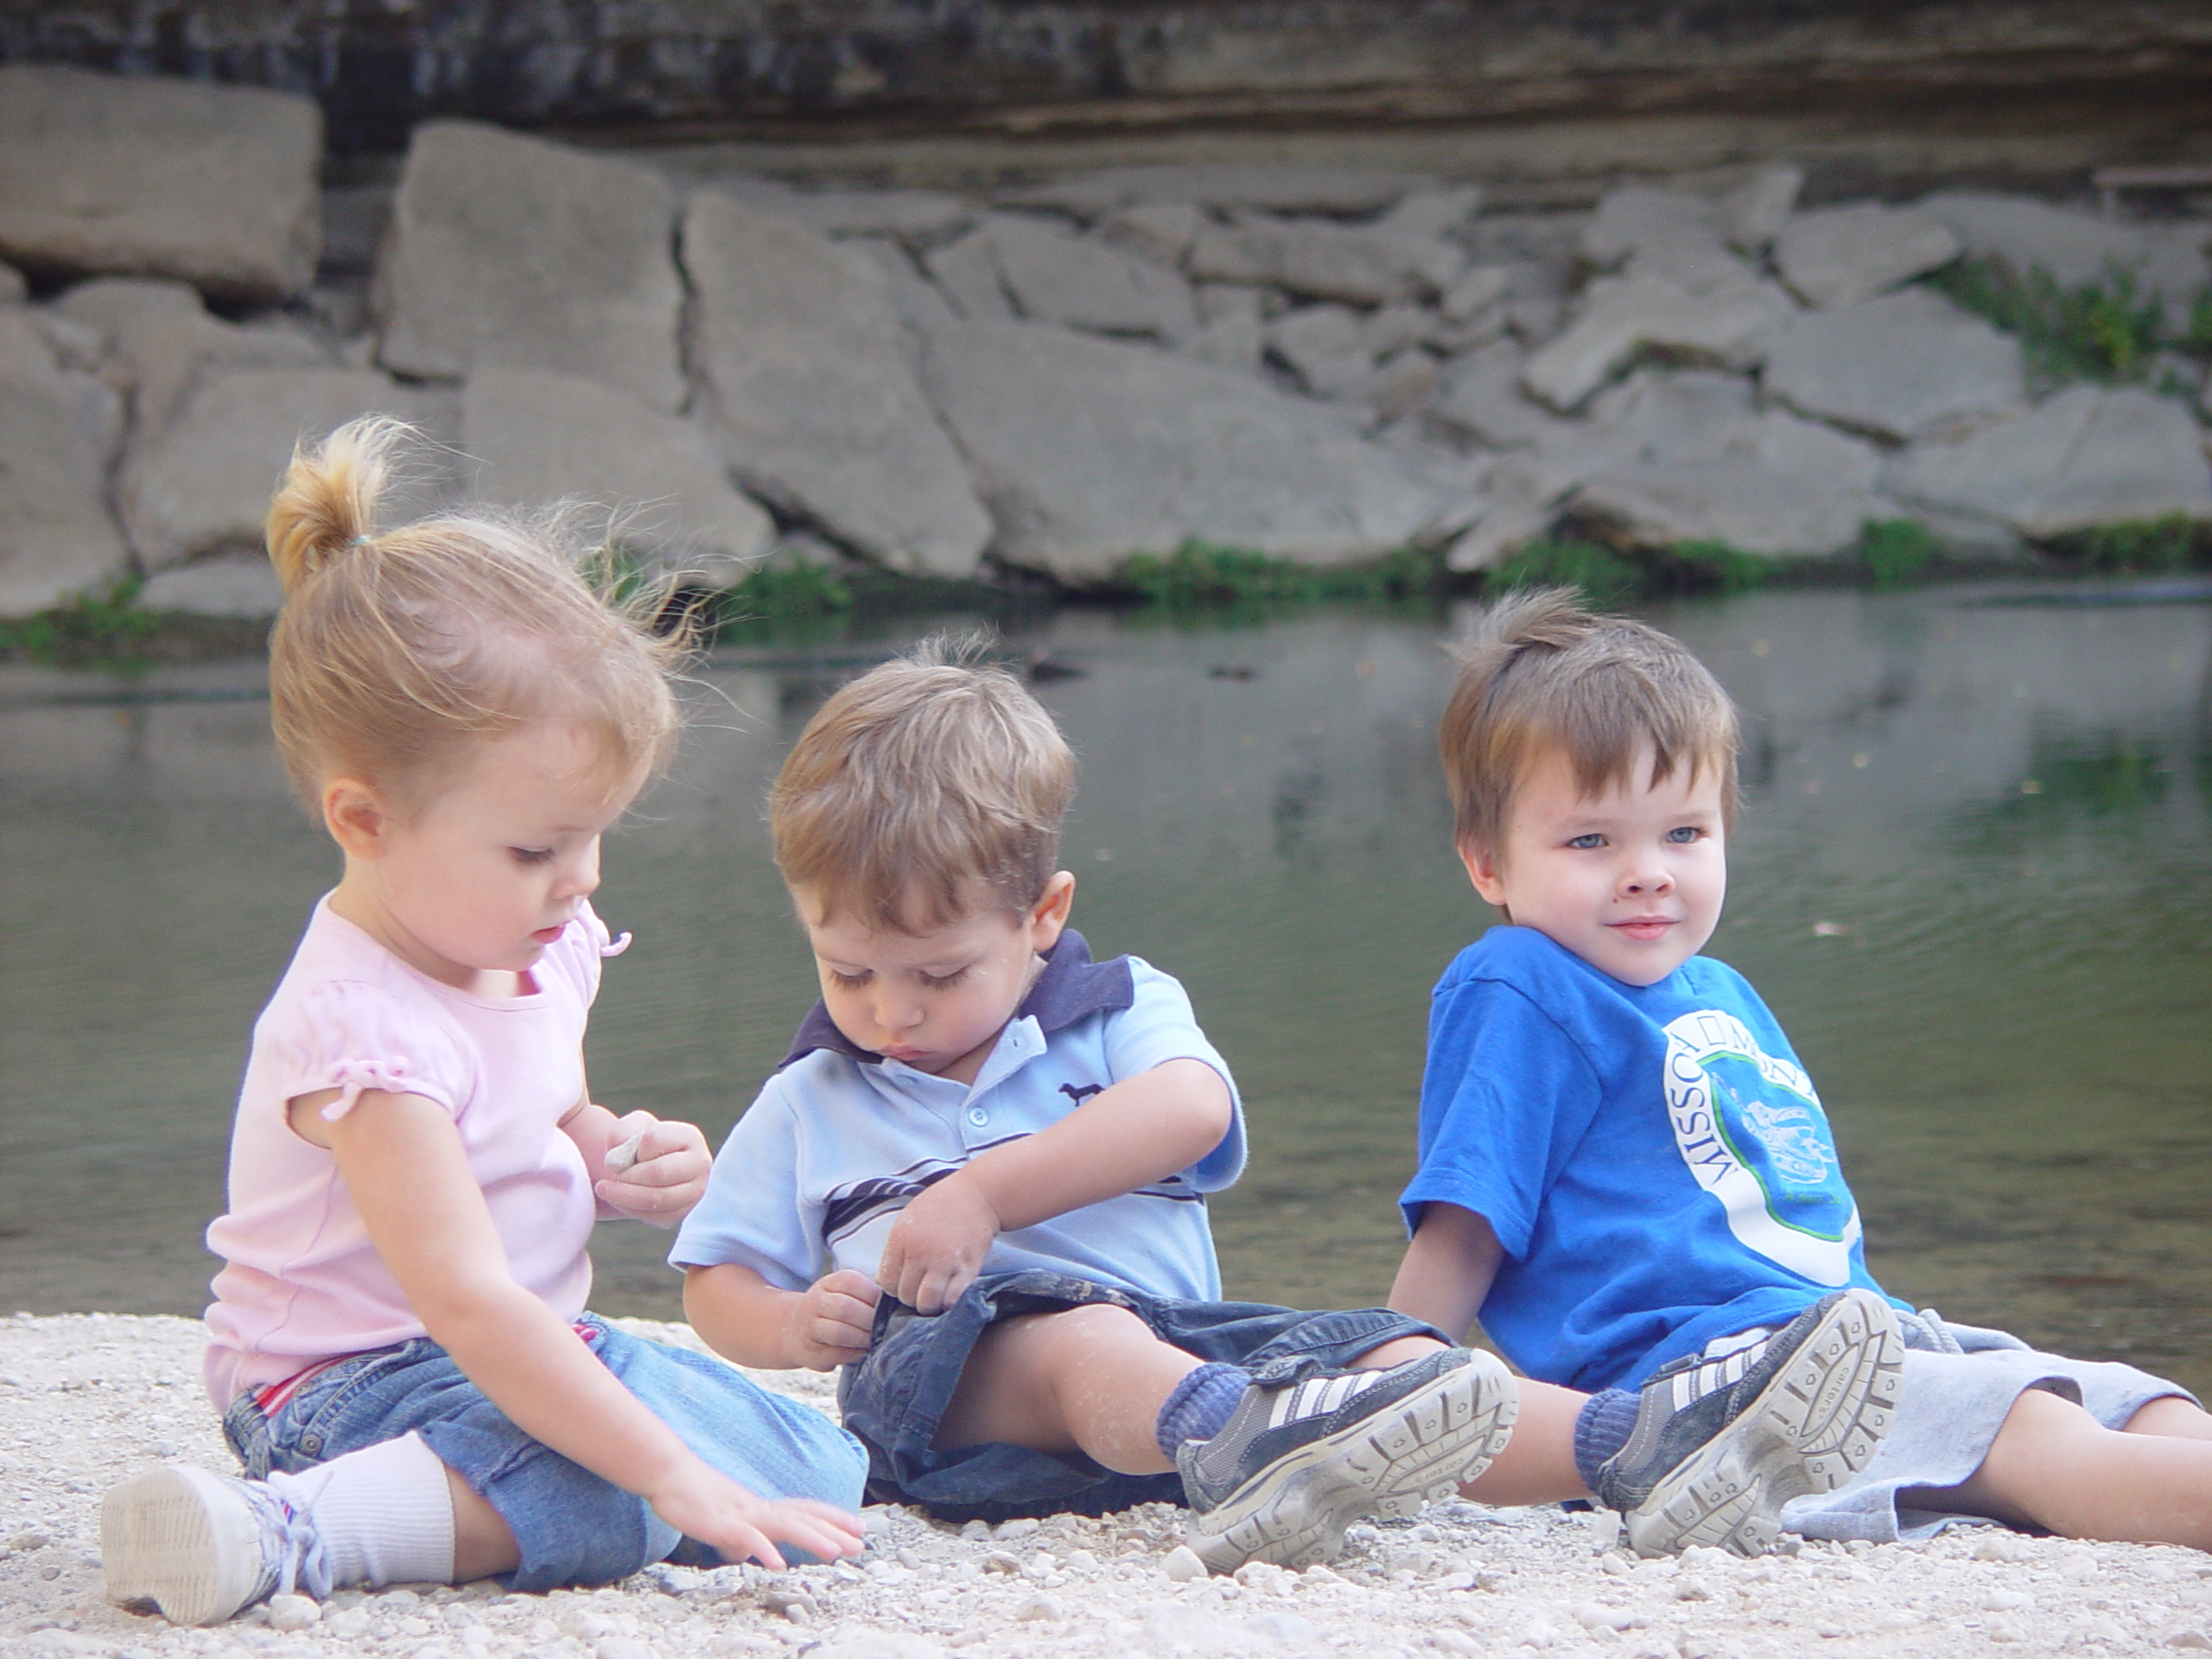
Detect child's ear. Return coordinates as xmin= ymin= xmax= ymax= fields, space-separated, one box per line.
xmin=1457 ymin=840 xmax=1512 ymax=911
xmin=322 ymin=778 xmax=394 ymax=860
xmin=1027 ymin=870 xmax=1077 ymax=949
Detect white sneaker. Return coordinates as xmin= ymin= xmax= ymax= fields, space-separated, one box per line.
xmin=103 ymin=1464 xmax=327 ymax=1625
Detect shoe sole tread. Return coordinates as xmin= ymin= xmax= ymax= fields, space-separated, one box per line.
xmin=102 ymin=1466 xmax=262 ymax=1626
xmin=1187 ymin=1357 xmax=1518 ymax=1573
xmin=1622 ymin=1293 xmax=1904 ymax=1560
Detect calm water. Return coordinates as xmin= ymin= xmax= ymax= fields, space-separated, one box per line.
xmin=3 ymin=586 xmax=2209 ymax=1391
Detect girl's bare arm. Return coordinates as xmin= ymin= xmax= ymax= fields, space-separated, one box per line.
xmin=296 ymin=1086 xmax=861 ymax=1567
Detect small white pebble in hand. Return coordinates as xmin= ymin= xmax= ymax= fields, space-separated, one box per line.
xmin=605 ymin=1132 xmax=647 ymax=1175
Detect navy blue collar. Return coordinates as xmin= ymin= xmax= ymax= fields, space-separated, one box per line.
xmin=778 ymin=928 xmax=1135 ymax=1071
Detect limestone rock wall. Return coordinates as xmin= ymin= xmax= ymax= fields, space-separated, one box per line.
xmin=2 ymin=67 xmax=2210 ymax=621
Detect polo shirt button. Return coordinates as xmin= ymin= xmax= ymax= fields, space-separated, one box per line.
xmin=965 ymin=1107 xmax=989 ymax=1127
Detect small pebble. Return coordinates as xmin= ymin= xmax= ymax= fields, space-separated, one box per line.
xmin=326 ymin=1606 xmax=372 ymax=1639
xmin=1164 ymin=1543 xmax=1208 ymax=1581
xmin=604 ymin=1131 xmax=647 ymax=1174
xmin=265 ymin=1593 xmax=321 ymax=1631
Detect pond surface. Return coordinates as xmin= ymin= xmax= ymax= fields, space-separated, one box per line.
xmin=3 ymin=584 xmax=2209 ymax=1393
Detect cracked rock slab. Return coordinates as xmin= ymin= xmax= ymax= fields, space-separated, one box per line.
xmin=1763 ymin=286 xmax=2028 ymax=442
xmin=118 ymin=368 xmax=455 ymax=571
xmin=685 ymin=194 xmax=990 ymax=576
xmin=917 ymin=319 xmax=1446 ymax=579
xmin=1887 ymin=385 xmax=2212 ymax=540
xmin=0 ymin=66 xmax=321 ymax=303
xmin=461 ymin=370 xmax=775 ymax=582
xmin=0 ymin=308 xmax=132 ymax=617
xmin=1522 ymin=274 xmax=1796 ymax=412
xmin=983 ymin=214 xmax=1200 ymax=340
xmin=376 ymin=122 xmax=686 ymax=414
xmin=1774 ymin=204 xmax=1961 ymax=309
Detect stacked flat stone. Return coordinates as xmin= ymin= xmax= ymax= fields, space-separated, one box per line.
xmin=2 ymin=66 xmax=2209 ymax=619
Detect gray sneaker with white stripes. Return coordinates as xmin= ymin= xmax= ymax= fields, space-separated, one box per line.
xmin=1178 ymin=1347 xmax=1518 ymax=1573
xmin=1595 ymin=1287 xmax=1904 ymax=1558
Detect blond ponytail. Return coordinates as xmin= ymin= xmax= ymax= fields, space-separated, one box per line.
xmin=266 ymin=416 xmax=685 ymax=810
xmin=264 ymin=416 xmax=399 ymax=594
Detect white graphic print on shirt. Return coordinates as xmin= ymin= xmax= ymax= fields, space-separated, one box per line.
xmin=1662 ymin=1008 xmax=1859 ymax=1287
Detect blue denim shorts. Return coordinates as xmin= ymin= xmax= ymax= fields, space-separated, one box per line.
xmin=223 ymin=1315 xmax=868 ymax=1591
xmin=836 ymin=1268 xmax=1446 ymax=1523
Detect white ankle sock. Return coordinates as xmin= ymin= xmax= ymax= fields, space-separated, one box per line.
xmin=267 ymin=1432 xmax=457 ymax=1591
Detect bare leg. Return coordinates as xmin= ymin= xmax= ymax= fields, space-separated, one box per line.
xmin=2124 ymin=1395 xmax=2212 ymax=1440
xmin=448 ymin=1470 xmax=521 ymax=1582
xmin=935 ymin=1304 xmax=1204 ymax=1473
xmin=1455 ymin=1377 xmax=1592 ymax=1506
xmin=1918 ymin=1386 xmax=2212 ymax=1548
xmin=934 ymin=1313 xmax=1477 ymax=1475
xmin=1350 ymin=1337 xmax=1591 ymax=1506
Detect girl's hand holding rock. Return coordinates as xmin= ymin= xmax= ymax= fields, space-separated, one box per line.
xmin=595 ymin=1111 xmax=712 ymax=1227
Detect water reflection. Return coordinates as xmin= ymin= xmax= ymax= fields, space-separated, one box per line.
xmin=2 ymin=586 xmax=2207 ymax=1394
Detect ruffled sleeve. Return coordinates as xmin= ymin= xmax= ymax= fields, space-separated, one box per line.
xmin=284 ymin=981 xmax=468 ymax=1123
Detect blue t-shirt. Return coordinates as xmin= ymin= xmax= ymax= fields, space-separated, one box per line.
xmin=1400 ymin=926 xmax=1899 ymax=1394
xmin=673 ymin=931 xmax=1246 ymax=1303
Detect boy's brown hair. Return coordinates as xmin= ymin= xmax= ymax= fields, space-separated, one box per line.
xmin=1440 ymin=588 xmax=1739 ymax=855
xmin=770 ymin=638 xmax=1076 ymax=931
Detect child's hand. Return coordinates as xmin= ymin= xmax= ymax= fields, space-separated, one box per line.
xmin=645 ymin=1461 xmax=865 ymax=1570
xmin=594 ymin=1111 xmax=711 ymax=1228
xmin=784 ymin=1268 xmax=879 ymax=1370
xmin=877 ymin=1173 xmax=1001 ymax=1314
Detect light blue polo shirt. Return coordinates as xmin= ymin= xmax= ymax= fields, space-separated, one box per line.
xmin=671 ymin=931 xmax=1247 ymax=1303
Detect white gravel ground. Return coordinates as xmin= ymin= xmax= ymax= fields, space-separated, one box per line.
xmin=4 ymin=1313 xmax=2209 ymax=1658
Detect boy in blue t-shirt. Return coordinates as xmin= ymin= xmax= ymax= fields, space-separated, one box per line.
xmin=1390 ymin=588 xmax=2212 ymax=1551
xmin=671 ymin=640 xmax=1884 ymax=1572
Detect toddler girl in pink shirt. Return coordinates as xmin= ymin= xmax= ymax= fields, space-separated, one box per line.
xmin=99 ymin=416 xmax=867 ymax=1626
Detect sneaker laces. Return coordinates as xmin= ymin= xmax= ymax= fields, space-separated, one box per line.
xmin=255 ymin=1491 xmax=331 ymax=1603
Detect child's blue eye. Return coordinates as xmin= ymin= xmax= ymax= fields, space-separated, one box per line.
xmin=1567 ymin=833 xmax=1605 ymax=850
xmin=510 ymin=847 xmax=555 ymax=865
xmin=1665 ymin=826 xmax=1703 ymax=844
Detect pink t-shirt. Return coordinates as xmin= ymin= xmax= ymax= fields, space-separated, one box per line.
xmin=203 ymin=896 xmax=615 ymax=1408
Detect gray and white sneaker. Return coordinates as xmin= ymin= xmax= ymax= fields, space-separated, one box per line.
xmin=1594 ymin=1288 xmax=1904 ymax=1558
xmin=1179 ymin=1347 xmax=1518 ymax=1573
xmin=103 ymin=1464 xmax=328 ymax=1626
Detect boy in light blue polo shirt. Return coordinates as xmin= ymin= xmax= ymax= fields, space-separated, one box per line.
xmin=674 ymin=639 xmax=1881 ymax=1571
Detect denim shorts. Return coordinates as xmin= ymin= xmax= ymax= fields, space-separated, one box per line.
xmin=835 ymin=1268 xmax=1446 ymax=1523
xmin=1768 ymin=1311 xmax=2197 ymax=1543
xmin=223 ymin=1315 xmax=868 ymax=1591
